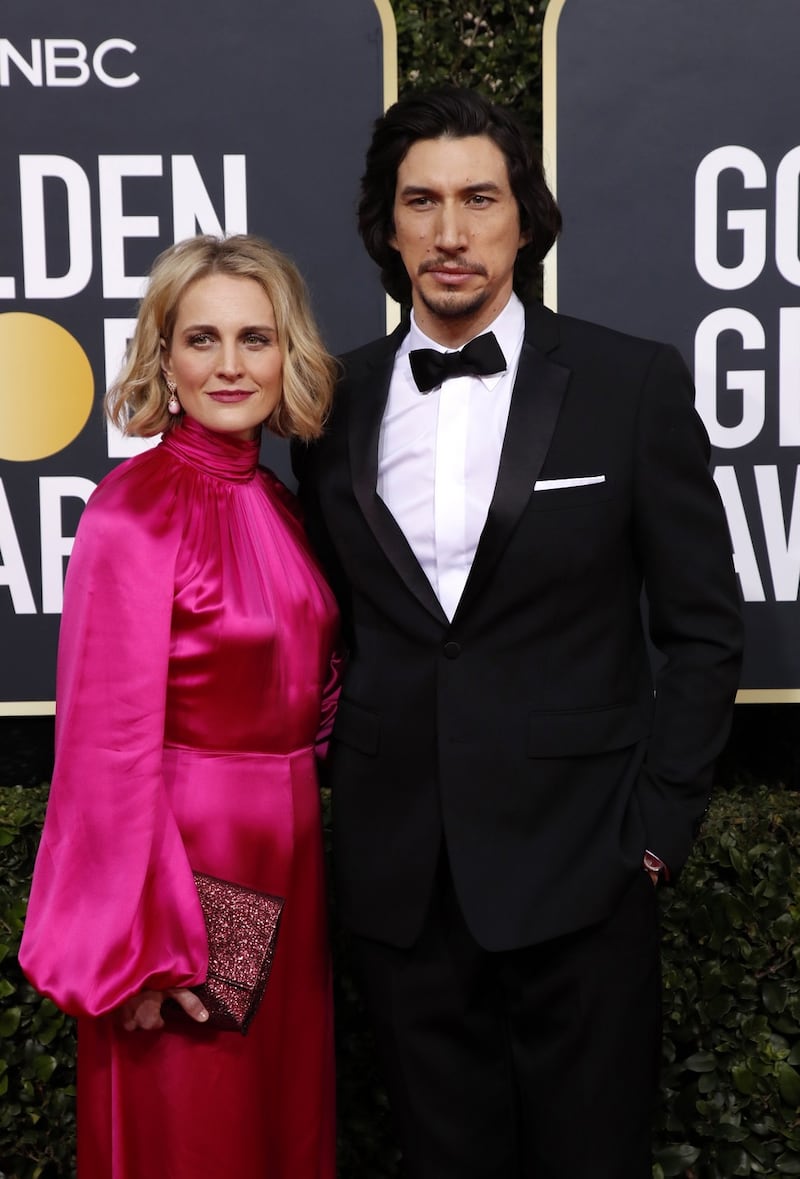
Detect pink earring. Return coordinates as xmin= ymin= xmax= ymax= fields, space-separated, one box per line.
xmin=166 ymin=378 xmax=181 ymax=415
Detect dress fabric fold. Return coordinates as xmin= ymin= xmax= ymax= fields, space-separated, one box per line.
xmin=19 ymin=416 xmax=340 ymax=1179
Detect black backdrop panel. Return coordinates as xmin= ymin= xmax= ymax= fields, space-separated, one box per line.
xmin=547 ymin=0 xmax=800 ymax=693
xmin=0 ymin=0 xmax=392 ymax=706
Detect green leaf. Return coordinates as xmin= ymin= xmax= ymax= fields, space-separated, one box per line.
xmin=654 ymin=1143 xmax=701 ymax=1176
xmin=718 ymin=1146 xmax=752 ymax=1175
xmin=777 ymin=1062 xmax=800 ymax=1107
xmin=732 ymin=1064 xmax=756 ymax=1094
xmin=763 ymin=981 xmax=787 ymax=1015
xmin=32 ymin=1054 xmax=57 ymax=1082
xmin=0 ymin=1006 xmax=22 ymax=1037
xmin=717 ymin=1122 xmax=750 ymax=1142
xmin=683 ymin=1050 xmax=718 ymax=1072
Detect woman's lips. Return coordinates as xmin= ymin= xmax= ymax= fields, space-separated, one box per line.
xmin=207 ymin=390 xmax=254 ymax=403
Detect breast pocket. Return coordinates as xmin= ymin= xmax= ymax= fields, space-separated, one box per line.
xmin=531 ymin=476 xmax=617 ymax=512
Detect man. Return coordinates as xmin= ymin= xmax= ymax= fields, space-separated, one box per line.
xmin=294 ymin=86 xmax=743 ymax=1178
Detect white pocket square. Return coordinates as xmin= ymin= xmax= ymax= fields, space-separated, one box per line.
xmin=533 ymin=475 xmax=606 ymax=491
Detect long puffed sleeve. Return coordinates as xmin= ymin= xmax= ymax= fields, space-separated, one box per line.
xmin=19 ymin=453 xmax=208 ymax=1018
xmin=315 ymin=648 xmax=344 ymax=761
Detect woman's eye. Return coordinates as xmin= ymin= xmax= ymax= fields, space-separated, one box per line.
xmin=188 ymin=333 xmax=212 ymax=346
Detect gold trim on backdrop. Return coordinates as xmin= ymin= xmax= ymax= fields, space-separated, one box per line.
xmin=736 ymin=689 xmax=800 ymax=704
xmin=542 ymin=0 xmax=567 ymax=311
xmin=0 ymin=701 xmax=56 ymax=716
xmin=372 ymin=0 xmax=398 ymax=111
xmin=372 ymin=0 xmax=402 ymax=333
xmin=385 ymin=298 xmax=401 ymax=335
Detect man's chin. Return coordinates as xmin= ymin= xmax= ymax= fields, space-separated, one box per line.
xmin=419 ymin=288 xmax=488 ymax=321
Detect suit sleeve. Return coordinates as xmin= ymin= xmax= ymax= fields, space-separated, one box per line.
xmin=633 ymin=344 xmax=743 ymax=877
xmin=292 ymin=436 xmax=354 ymax=649
xmin=18 ymin=469 xmax=208 ymax=1017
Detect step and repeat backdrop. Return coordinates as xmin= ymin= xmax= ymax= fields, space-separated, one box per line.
xmin=0 ymin=0 xmax=395 ymax=710
xmin=544 ymin=0 xmax=800 ymax=698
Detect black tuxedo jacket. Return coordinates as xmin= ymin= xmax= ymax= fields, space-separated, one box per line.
xmin=294 ymin=302 xmax=743 ymax=951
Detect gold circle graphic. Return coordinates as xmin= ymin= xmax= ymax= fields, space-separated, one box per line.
xmin=0 ymin=312 xmax=94 ymax=462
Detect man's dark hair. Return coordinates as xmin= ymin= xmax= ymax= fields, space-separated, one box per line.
xmin=358 ymin=85 xmax=562 ymax=305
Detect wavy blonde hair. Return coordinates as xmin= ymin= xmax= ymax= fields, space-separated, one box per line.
xmin=105 ymin=234 xmax=337 ymax=440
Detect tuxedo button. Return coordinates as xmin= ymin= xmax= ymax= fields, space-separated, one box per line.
xmin=443 ymin=641 xmax=461 ymax=659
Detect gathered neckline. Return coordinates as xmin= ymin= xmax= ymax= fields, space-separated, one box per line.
xmin=159 ymin=416 xmax=260 ymax=483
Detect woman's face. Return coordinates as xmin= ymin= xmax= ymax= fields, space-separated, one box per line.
xmin=162 ymin=273 xmax=283 ymax=440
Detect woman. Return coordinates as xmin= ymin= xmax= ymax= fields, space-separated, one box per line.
xmin=19 ymin=234 xmax=341 ymax=1179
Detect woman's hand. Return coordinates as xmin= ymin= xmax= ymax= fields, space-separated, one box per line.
xmin=119 ymin=987 xmax=209 ymax=1032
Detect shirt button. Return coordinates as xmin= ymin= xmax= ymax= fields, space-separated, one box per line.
xmin=443 ymin=641 xmax=461 ymax=659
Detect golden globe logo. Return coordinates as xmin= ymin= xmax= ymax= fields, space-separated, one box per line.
xmin=0 ymin=313 xmax=97 ymax=616
xmin=0 ymin=313 xmax=94 ymax=461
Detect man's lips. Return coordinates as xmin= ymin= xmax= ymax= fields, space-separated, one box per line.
xmin=420 ymin=263 xmax=486 ymax=285
xmin=207 ymin=390 xmax=254 ymax=403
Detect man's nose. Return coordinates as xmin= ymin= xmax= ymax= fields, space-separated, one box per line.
xmin=433 ymin=203 xmax=467 ymax=252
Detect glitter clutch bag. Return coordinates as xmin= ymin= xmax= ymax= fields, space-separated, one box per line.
xmin=191 ymin=871 xmax=285 ymax=1035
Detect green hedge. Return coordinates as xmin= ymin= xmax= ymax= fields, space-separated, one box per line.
xmin=394 ymin=0 xmax=546 ymax=134
xmin=0 ymin=786 xmax=76 ymax=1179
xmin=2 ymin=781 xmax=798 ymax=1179
xmin=653 ymin=786 xmax=800 ymax=1178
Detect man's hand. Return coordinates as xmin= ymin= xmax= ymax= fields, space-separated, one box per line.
xmin=643 ymin=849 xmax=669 ymax=887
xmin=119 ymin=987 xmax=209 ymax=1031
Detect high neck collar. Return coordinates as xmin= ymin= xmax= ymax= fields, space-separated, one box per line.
xmin=160 ymin=416 xmax=260 ymax=483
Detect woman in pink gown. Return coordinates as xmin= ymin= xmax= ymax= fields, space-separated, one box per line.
xmin=19 ymin=235 xmax=341 ymax=1179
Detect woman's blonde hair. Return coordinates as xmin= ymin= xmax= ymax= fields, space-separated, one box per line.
xmin=105 ymin=234 xmax=337 ymax=440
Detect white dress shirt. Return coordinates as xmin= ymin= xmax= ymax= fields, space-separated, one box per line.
xmin=377 ymin=293 xmax=526 ymax=620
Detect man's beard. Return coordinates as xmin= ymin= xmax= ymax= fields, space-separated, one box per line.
xmin=418 ymin=285 xmax=489 ymax=321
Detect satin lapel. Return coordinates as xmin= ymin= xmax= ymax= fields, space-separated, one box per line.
xmin=348 ymin=329 xmax=449 ymax=625
xmin=455 ymin=326 xmax=571 ymax=617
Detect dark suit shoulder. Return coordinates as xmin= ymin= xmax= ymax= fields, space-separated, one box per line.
xmin=337 ymin=323 xmax=407 ymax=380
xmin=527 ymin=301 xmax=683 ymax=371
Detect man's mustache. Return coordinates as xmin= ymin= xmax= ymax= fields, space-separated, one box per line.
xmin=418 ymin=259 xmax=488 ymax=277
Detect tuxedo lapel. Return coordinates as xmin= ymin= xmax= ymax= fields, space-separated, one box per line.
xmin=348 ymin=328 xmax=449 ymax=625
xmin=455 ymin=308 xmax=571 ymax=617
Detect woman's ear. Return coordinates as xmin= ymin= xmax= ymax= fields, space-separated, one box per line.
xmin=160 ymin=336 xmax=171 ymax=383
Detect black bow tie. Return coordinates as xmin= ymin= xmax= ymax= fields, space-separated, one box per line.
xmin=408 ymin=332 xmax=507 ymax=393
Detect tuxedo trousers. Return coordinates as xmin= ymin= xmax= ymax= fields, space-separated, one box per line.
xmin=351 ymin=851 xmax=662 ymax=1179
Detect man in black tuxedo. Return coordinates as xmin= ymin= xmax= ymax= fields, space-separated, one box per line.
xmin=295 ymin=86 xmax=743 ymax=1177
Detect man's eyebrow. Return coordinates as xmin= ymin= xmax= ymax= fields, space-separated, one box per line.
xmin=462 ymin=181 xmax=502 ymax=194
xmin=398 ymin=181 xmax=504 ymax=197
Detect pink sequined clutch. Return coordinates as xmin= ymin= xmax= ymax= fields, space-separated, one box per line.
xmin=191 ymin=871 xmax=284 ymax=1035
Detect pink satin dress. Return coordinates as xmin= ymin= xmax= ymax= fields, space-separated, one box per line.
xmin=19 ymin=416 xmax=340 ymax=1179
